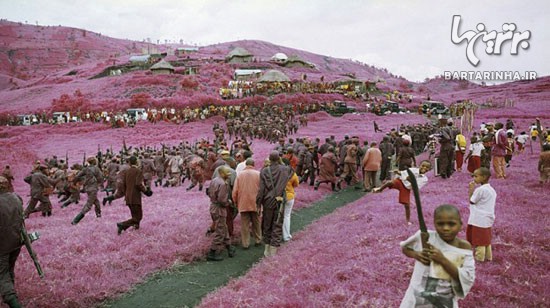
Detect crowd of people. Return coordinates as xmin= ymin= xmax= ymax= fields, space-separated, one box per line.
xmin=219 ymin=79 xmax=372 ymax=100
xmin=1 ymin=106 xmax=549 ymax=307
xmin=0 ymin=101 xmax=322 ymax=128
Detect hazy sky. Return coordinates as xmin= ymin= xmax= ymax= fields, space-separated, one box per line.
xmin=1 ymin=0 xmax=548 ymax=82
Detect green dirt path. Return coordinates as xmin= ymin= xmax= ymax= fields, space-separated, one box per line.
xmin=103 ymin=187 xmax=366 ymax=308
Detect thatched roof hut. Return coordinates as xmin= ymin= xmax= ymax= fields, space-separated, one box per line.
xmin=284 ymin=55 xmax=315 ymax=68
xmin=150 ymin=60 xmax=175 ymax=74
xmin=225 ymin=47 xmax=253 ymax=63
xmin=258 ymin=70 xmax=290 ymax=82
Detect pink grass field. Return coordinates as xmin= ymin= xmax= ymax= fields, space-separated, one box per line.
xmin=0 ymin=112 xmax=425 ymax=308
xmin=1 ymin=106 xmax=548 ymax=307
xmin=199 ymin=153 xmax=549 ymax=307
xmin=197 ymin=99 xmax=550 ymax=307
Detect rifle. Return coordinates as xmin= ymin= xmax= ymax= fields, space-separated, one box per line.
xmin=21 ymin=224 xmax=44 ymax=278
xmin=214 ymin=138 xmax=220 ymax=155
xmin=122 ymin=138 xmax=128 ymax=155
xmin=406 ymin=168 xmax=429 ymax=249
xmin=266 ymin=166 xmax=287 ymax=224
xmin=121 ymin=138 xmax=129 ymax=164
xmin=97 ymin=144 xmax=103 ymax=169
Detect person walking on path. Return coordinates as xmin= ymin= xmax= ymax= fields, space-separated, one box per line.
xmin=379 ymin=136 xmax=395 ymax=182
xmin=361 ymin=142 xmax=382 ymax=192
xmin=282 ymin=164 xmax=299 ymax=242
xmin=232 ymin=159 xmax=262 ymax=249
xmin=257 ymin=151 xmax=293 ymax=257
xmin=206 ymin=166 xmax=236 ymax=261
xmin=314 ymin=146 xmax=339 ymax=191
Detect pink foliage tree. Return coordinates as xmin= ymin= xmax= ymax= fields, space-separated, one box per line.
xmin=180 ymin=76 xmax=199 ymax=90
xmin=129 ymin=93 xmax=151 ymax=108
xmin=50 ymin=89 xmax=91 ymax=112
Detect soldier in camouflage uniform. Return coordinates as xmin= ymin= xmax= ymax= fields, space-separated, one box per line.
xmin=23 ymin=165 xmax=53 ymax=218
xmin=140 ymin=153 xmax=155 ymax=189
xmin=71 ymin=157 xmax=103 ymax=225
xmin=206 ymin=166 xmax=236 ymax=261
xmin=0 ymin=176 xmax=24 ymax=308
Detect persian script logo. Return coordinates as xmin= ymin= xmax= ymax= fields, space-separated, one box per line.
xmin=451 ymin=15 xmax=531 ymax=66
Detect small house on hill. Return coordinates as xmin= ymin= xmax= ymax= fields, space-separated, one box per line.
xmin=150 ymin=60 xmax=175 ymax=75
xmin=258 ymin=70 xmax=290 ymax=82
xmin=174 ymin=65 xmax=199 ymax=75
xmin=176 ymin=47 xmax=200 ymax=57
xmin=284 ymin=55 xmax=315 ymax=69
xmin=271 ymin=52 xmax=288 ymax=63
xmin=129 ymin=55 xmax=151 ymax=64
xmin=225 ymin=47 xmax=253 ymax=64
xmin=234 ymin=69 xmax=263 ymax=80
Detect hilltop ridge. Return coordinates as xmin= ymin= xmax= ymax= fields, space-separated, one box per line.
xmin=1 ymin=19 xmax=547 ymax=115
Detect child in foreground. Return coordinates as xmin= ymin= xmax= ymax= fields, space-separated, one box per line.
xmin=373 ymin=160 xmax=432 ymax=225
xmin=467 ymin=167 xmax=497 ymax=262
xmin=400 ymin=204 xmax=475 ymax=308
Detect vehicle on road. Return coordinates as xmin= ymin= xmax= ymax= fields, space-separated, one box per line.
xmin=321 ymin=100 xmax=356 ymax=116
xmin=127 ymin=108 xmax=148 ymax=121
xmin=372 ymin=101 xmax=407 ymax=115
xmin=422 ymin=101 xmax=449 ymax=115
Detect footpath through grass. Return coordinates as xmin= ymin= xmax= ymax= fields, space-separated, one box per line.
xmin=103 ymin=186 xmax=365 ymax=308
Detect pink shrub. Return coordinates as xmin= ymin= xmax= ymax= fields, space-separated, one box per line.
xmin=125 ymin=75 xmax=174 ymax=87
xmin=129 ymin=93 xmax=151 ymax=108
xmin=51 ymin=89 xmax=91 ymax=112
xmin=180 ymin=76 xmax=199 ymax=90
xmin=189 ymin=93 xmax=222 ymax=108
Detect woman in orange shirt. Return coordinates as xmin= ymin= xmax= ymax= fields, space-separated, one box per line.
xmin=282 ymin=159 xmax=300 ymax=242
